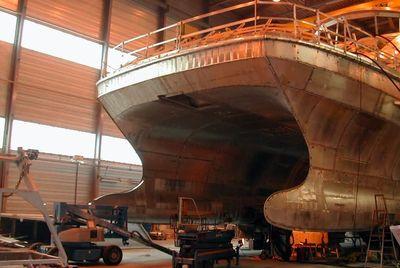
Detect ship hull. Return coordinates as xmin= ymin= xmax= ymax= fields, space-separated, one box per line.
xmin=96 ymin=37 xmax=400 ymax=231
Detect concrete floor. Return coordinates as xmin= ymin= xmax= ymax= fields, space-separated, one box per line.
xmin=90 ymin=250 xmax=345 ymax=268
xmin=88 ymin=240 xmax=345 ymax=268
xmin=5 ymin=239 xmax=373 ymax=268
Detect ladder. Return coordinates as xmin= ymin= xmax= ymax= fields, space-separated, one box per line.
xmin=364 ymin=194 xmax=398 ymax=268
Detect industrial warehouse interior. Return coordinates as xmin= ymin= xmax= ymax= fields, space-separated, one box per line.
xmin=1 ymin=0 xmax=400 ymax=267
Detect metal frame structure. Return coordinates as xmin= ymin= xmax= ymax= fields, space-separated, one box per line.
xmin=93 ymin=0 xmax=113 ymax=200
xmin=0 ymin=247 xmax=64 ymax=267
xmin=177 ymin=197 xmax=202 ymax=228
xmin=0 ymin=148 xmax=68 ymax=267
xmin=0 ymin=0 xmax=27 ymax=212
xmin=110 ymin=0 xmax=400 ymax=74
xmin=0 ymin=0 xmax=221 ymax=217
xmin=0 ymin=0 xmax=136 ymax=209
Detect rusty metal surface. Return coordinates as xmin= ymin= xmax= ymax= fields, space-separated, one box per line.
xmin=96 ymin=35 xmax=400 ymax=231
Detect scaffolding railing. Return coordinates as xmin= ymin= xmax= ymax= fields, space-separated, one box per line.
xmin=108 ymin=0 xmax=400 ymax=75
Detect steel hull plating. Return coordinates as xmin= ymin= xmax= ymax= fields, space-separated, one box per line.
xmin=96 ymin=37 xmax=400 ymax=231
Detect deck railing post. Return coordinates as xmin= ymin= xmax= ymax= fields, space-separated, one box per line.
xmin=146 ymin=33 xmax=150 ymax=58
xmin=334 ymin=21 xmax=339 ymax=48
xmin=316 ymin=10 xmax=321 ymax=44
xmin=293 ymin=4 xmax=297 ymax=39
xmin=344 ymin=20 xmax=347 ymax=53
xmin=254 ymin=0 xmax=258 ymax=29
xmin=177 ymin=21 xmax=183 ymax=51
xmin=121 ymin=41 xmax=125 ymax=67
xmin=374 ymin=35 xmax=380 ymax=61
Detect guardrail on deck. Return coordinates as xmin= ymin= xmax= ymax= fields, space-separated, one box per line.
xmin=108 ymin=0 xmax=400 ymax=75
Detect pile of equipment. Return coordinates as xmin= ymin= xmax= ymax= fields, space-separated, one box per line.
xmin=173 ymin=230 xmax=236 ymax=268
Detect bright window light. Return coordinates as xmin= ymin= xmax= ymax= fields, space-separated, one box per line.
xmin=101 ymin=135 xmax=142 ymax=165
xmin=22 ymin=20 xmax=102 ymax=69
xmin=107 ymin=48 xmax=136 ymax=72
xmin=0 ymin=117 xmax=4 ymax=148
xmin=11 ymin=120 xmax=95 ymax=158
xmin=0 ymin=11 xmax=16 ymax=44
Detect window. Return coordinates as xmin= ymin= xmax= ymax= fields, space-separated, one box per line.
xmin=0 ymin=11 xmax=136 ymax=72
xmin=101 ymin=135 xmax=142 ymax=165
xmin=0 ymin=11 xmax=16 ymax=43
xmin=22 ymin=20 xmax=102 ymax=69
xmin=11 ymin=120 xmax=95 ymax=158
xmin=107 ymin=47 xmax=136 ymax=72
xmin=0 ymin=117 xmax=4 ymax=149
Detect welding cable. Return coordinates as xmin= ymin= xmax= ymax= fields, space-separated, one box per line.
xmin=336 ymin=33 xmax=400 ymax=92
xmin=354 ymin=51 xmax=400 ymax=93
xmin=377 ymin=34 xmax=400 ymax=55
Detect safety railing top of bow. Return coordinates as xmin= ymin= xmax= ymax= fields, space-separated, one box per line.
xmin=106 ymin=0 xmax=400 ymax=75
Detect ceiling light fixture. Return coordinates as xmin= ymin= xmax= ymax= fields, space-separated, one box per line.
xmin=273 ymin=0 xmax=281 ymax=2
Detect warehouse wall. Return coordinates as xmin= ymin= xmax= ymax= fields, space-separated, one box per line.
xmin=0 ymin=41 xmax=12 ymax=117
xmin=1 ymin=0 xmax=156 ymax=143
xmin=0 ymin=0 xmax=17 ymax=11
xmin=15 ymin=48 xmax=98 ymax=132
xmin=26 ymin=0 xmax=104 ymax=40
xmin=0 ymin=0 xmax=210 ymax=215
xmin=166 ymin=0 xmax=207 ymax=22
xmin=5 ymin=152 xmax=142 ymax=214
xmin=0 ymin=0 xmax=209 ymax=214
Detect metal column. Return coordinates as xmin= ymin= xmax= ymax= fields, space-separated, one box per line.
xmin=1 ymin=0 xmax=27 ymax=212
xmin=156 ymin=0 xmax=166 ymax=44
xmin=92 ymin=0 xmax=113 ymax=200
